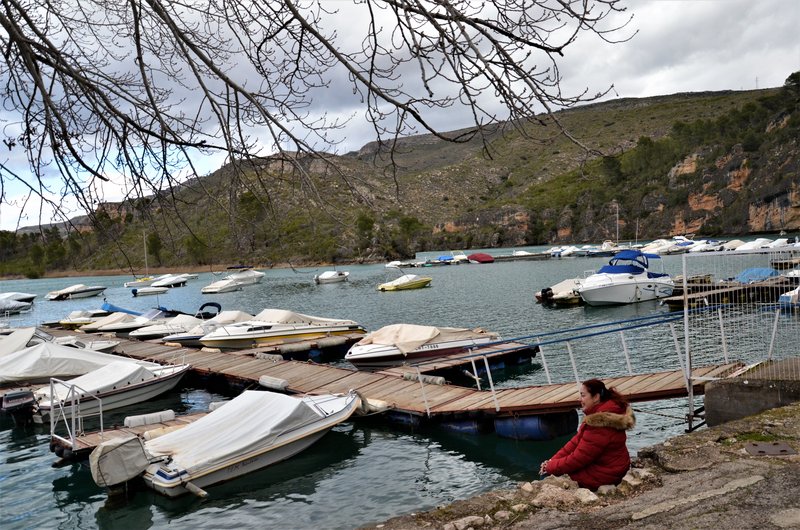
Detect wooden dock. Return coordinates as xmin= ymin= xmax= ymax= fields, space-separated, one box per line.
xmin=101 ymin=334 xmax=741 ymax=417
xmin=663 ymin=276 xmax=797 ymax=310
xmin=36 ymin=331 xmax=750 ymax=460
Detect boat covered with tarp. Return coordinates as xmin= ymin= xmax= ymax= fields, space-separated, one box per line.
xmin=89 ymin=389 xmax=360 ymax=497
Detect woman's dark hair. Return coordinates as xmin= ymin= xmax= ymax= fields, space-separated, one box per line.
xmin=582 ymin=378 xmax=628 ymax=407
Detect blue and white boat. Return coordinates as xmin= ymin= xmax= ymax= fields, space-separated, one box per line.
xmin=578 ymin=250 xmax=674 ymax=306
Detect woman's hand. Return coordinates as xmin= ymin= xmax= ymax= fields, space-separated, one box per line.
xmin=539 ymin=460 xmax=549 ymax=475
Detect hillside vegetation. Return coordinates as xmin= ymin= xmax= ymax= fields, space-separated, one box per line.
xmin=2 ymin=73 xmax=798 ymax=277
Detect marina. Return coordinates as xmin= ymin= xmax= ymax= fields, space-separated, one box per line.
xmin=1 ymin=244 xmax=798 ymax=529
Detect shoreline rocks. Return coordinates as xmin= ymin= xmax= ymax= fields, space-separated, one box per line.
xmin=363 ymin=401 xmax=800 ymax=529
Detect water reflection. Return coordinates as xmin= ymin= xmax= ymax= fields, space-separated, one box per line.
xmin=93 ymin=423 xmax=366 ymax=529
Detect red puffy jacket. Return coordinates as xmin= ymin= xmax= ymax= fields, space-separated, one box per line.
xmin=546 ymin=399 xmax=635 ymax=490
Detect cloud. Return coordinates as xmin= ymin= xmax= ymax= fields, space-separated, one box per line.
xmin=1 ymin=0 xmax=798 ymax=231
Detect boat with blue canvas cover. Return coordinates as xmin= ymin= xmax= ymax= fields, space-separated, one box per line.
xmin=578 ymin=249 xmax=674 ymax=306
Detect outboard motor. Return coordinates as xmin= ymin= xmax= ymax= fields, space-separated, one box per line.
xmin=1 ymin=390 xmax=36 ymax=426
xmin=539 ymin=287 xmax=554 ymax=302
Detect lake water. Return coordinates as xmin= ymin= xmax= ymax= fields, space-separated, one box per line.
xmin=1 ymin=245 xmax=796 ymax=529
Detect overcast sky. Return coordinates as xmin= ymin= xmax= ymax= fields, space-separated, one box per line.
xmin=1 ymin=0 xmax=798 ymax=232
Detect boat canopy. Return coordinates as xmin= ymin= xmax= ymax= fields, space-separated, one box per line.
xmin=0 ymin=343 xmax=150 ymax=384
xmin=145 ymin=390 xmax=324 ymax=474
xmin=252 ymin=309 xmax=356 ymax=325
xmin=0 ymin=327 xmax=41 ymax=356
xmin=177 ymin=310 xmax=254 ymax=336
xmin=35 ymin=361 xmax=161 ymax=403
xmin=598 ymin=249 xmax=659 ymax=274
xmin=355 ymin=323 xmax=496 ymax=354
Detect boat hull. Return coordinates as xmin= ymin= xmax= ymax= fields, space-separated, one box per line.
xmin=142 ymin=393 xmax=359 ymax=497
xmin=145 ymin=428 xmax=328 ymax=497
xmin=377 ymin=277 xmax=432 ymax=291
xmin=45 ymin=286 xmax=107 ymax=300
xmin=579 ymin=277 xmax=674 ymax=306
xmin=37 ymin=365 xmax=190 ymax=417
xmin=200 ymin=326 xmax=366 ymax=350
xmin=346 ymin=337 xmax=496 ymax=371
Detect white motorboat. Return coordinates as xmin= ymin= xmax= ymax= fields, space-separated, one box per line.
xmin=151 ymin=274 xmax=191 ymax=288
xmin=129 ymin=314 xmax=204 ymax=341
xmin=0 ymin=341 xmax=158 ymax=384
xmin=0 ymin=327 xmax=119 ymax=356
xmin=0 ymin=299 xmax=31 ymax=315
xmin=131 ymin=286 xmax=169 ymax=297
xmin=578 ymin=250 xmax=674 ymax=306
xmin=45 ymin=284 xmax=107 ymax=301
xmin=52 ymin=308 xmax=114 ymax=330
xmin=89 ymin=389 xmax=361 ymax=497
xmin=225 ymin=268 xmax=264 ymax=285
xmin=29 ymin=361 xmax=190 ymax=419
xmin=94 ymin=308 xmax=181 ymax=336
xmin=0 ymin=292 xmax=37 ymax=304
xmin=722 ymin=239 xmax=746 ymax=251
xmin=778 ymin=286 xmax=800 ymax=309
xmin=198 ymin=309 xmax=366 ymax=350
xmin=345 ymin=324 xmax=500 ymax=371
xmin=313 ymin=270 xmax=350 ymax=284
xmin=162 ymin=310 xmax=254 ymax=347
xmin=535 ymin=278 xmax=583 ymax=306
xmin=124 ymin=276 xmax=157 ymax=288
xmin=201 ymin=268 xmax=264 ymax=293
xmin=201 ymin=279 xmax=243 ymax=294
xmin=735 ymin=238 xmax=773 ymax=251
xmin=639 ymin=239 xmax=674 ymax=255
xmin=377 ymin=274 xmax=432 ymax=291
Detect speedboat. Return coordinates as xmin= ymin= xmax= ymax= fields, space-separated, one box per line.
xmin=28 ymin=361 xmax=191 ymax=418
xmin=45 ymin=284 xmax=107 ymax=301
xmin=314 ymin=270 xmax=350 ymax=284
xmin=94 ymin=308 xmax=184 ymax=336
xmin=151 ymin=274 xmax=191 ymax=288
xmin=0 ymin=292 xmax=37 ymax=304
xmin=198 ymin=309 xmax=366 ymax=350
xmin=201 ymin=278 xmax=243 ymax=294
xmin=0 ymin=341 xmax=158 ymax=384
xmin=577 ymin=250 xmax=674 ymax=306
xmin=0 ymin=298 xmax=31 ymax=315
xmin=129 ymin=314 xmax=205 ymax=341
xmin=225 ymin=268 xmax=264 ymax=285
xmin=89 ymin=390 xmax=361 ymax=497
xmin=536 ymin=278 xmax=583 ymax=306
xmin=587 ymin=240 xmax=624 ymax=257
xmin=201 ymin=268 xmax=264 ymax=293
xmin=162 ymin=310 xmax=254 ymax=347
xmin=377 ymin=274 xmax=432 ymax=292
xmin=779 ymin=286 xmax=800 ymax=309
xmin=345 ymin=324 xmax=500 ymax=371
xmin=0 ymin=327 xmax=119 ymax=356
xmin=735 ymin=238 xmax=773 ymax=251
xmin=467 ymin=253 xmax=494 ymax=264
xmin=131 ymin=286 xmax=169 ymax=297
xmin=52 ymin=308 xmax=114 ymax=330
xmin=124 ymin=276 xmax=157 ymax=288
xmin=96 ymin=303 xmax=220 ymax=337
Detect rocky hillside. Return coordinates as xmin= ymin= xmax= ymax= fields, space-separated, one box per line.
xmin=3 ymin=74 xmax=798 ymax=274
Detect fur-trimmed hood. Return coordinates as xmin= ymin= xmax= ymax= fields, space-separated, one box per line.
xmin=583 ymin=405 xmax=636 ymax=431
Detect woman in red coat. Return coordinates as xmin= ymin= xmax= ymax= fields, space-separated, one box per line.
xmin=539 ymin=378 xmax=635 ymax=490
